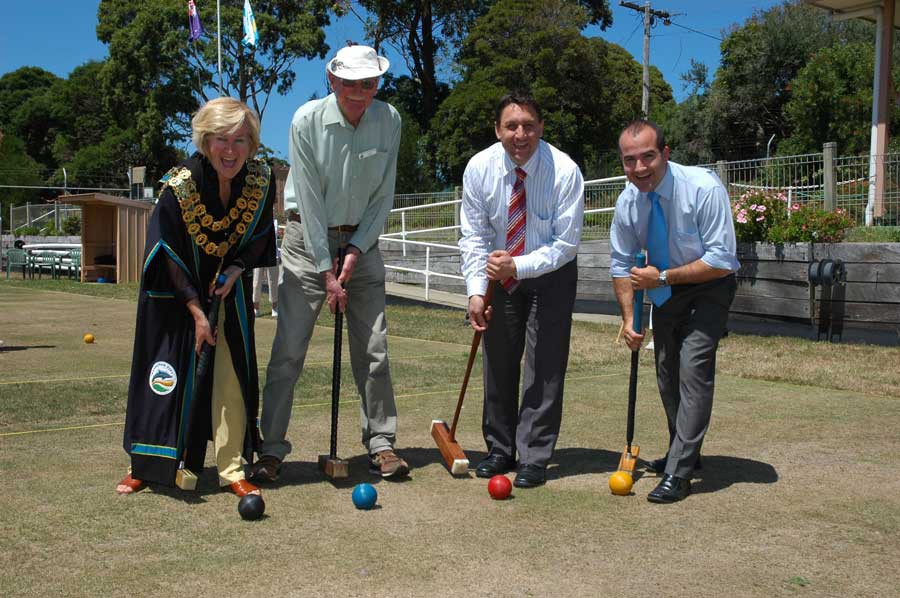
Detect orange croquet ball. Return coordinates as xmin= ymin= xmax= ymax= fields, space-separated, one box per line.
xmin=83 ymin=333 xmax=95 ymax=344
xmin=609 ymin=471 xmax=633 ymax=496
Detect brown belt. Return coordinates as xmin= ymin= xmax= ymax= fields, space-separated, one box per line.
xmin=287 ymin=211 xmax=357 ymax=232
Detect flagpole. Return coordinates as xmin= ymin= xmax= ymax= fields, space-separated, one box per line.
xmin=217 ymin=0 xmax=223 ymax=94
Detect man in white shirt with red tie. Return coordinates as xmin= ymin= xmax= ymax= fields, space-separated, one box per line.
xmin=459 ymin=92 xmax=584 ymax=488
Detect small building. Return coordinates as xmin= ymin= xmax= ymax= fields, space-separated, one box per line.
xmin=61 ymin=193 xmax=154 ymax=283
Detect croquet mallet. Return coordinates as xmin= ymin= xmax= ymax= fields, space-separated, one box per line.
xmin=177 ymin=272 xmax=227 ymax=490
xmin=617 ymin=253 xmax=646 ymax=476
xmin=319 ymin=246 xmax=349 ymax=479
xmin=431 ymin=282 xmax=495 ymax=475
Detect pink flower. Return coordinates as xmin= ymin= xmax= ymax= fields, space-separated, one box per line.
xmin=756 ymin=215 xmax=765 ymax=222
xmin=756 ymin=205 xmax=766 ymax=212
xmin=791 ymin=203 xmax=800 ymax=212
xmin=750 ymin=204 xmax=757 ymax=211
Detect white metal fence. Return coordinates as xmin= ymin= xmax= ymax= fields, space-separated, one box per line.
xmin=9 ymin=203 xmax=82 ymax=234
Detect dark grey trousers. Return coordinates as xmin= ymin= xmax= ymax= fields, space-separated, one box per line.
xmin=481 ymin=259 xmax=578 ymax=468
xmin=652 ymin=274 xmax=737 ymax=478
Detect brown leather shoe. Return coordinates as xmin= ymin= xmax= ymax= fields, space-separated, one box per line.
xmin=249 ymin=455 xmax=282 ymax=483
xmin=116 ymin=473 xmax=144 ymax=495
xmin=227 ymin=479 xmax=260 ymax=497
xmin=369 ymin=449 xmax=410 ymax=478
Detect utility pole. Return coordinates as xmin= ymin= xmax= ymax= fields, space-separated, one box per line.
xmin=619 ymin=1 xmax=671 ymax=118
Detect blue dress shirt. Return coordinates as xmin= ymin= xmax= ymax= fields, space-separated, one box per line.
xmin=609 ymin=161 xmax=740 ymax=278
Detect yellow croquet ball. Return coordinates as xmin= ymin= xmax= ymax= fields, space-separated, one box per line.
xmin=609 ymin=471 xmax=633 ymax=496
xmin=83 ymin=333 xmax=95 ymax=344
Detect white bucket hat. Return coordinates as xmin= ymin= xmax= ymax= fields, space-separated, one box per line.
xmin=326 ymin=45 xmax=390 ymax=80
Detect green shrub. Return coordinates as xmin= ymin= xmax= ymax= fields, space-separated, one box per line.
xmin=62 ymin=214 xmax=82 ymax=235
xmin=40 ymin=222 xmax=61 ymax=236
xmin=15 ymin=225 xmax=40 ymax=236
xmin=768 ymin=206 xmax=854 ymax=243
xmin=732 ymin=191 xmax=854 ymax=243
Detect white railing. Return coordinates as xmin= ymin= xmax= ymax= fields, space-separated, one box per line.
xmin=378 ymin=236 xmax=463 ymax=300
xmin=383 ymin=198 xmax=462 ymax=256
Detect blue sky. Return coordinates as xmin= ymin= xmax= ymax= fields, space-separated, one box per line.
xmin=1 ymin=1 xmax=784 ymax=159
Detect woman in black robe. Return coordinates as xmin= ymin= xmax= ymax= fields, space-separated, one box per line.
xmin=117 ymin=97 xmax=276 ymax=503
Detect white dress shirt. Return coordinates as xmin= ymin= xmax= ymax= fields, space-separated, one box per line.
xmin=459 ymin=140 xmax=585 ymax=297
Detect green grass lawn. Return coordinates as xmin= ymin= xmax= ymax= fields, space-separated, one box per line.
xmin=1 ymin=279 xmax=899 ymax=597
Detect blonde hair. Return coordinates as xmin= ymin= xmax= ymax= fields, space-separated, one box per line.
xmin=191 ymin=97 xmax=261 ymax=157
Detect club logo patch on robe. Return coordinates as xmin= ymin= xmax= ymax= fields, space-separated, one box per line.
xmin=149 ymin=361 xmax=178 ymax=395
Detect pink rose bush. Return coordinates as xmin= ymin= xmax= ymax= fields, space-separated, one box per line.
xmin=732 ymin=190 xmax=853 ymax=243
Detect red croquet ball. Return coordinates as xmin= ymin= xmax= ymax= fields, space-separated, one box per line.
xmin=487 ymin=475 xmax=512 ymax=500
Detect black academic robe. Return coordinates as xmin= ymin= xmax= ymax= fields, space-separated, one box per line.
xmin=123 ymin=153 xmax=276 ymax=487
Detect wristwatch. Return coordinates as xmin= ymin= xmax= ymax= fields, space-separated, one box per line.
xmin=657 ymin=270 xmax=669 ymax=287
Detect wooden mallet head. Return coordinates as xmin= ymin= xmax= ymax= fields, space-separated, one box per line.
xmin=318 ymin=454 xmax=349 ymax=479
xmin=431 ymin=419 xmax=469 ymax=475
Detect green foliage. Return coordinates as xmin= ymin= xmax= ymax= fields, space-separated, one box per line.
xmin=431 ymin=0 xmax=670 ymax=183
xmin=40 ymin=221 xmax=61 ymax=237
xmin=768 ymin=205 xmax=854 ymax=243
xmin=695 ymin=3 xmax=875 ymax=160
xmin=781 ymin=42 xmax=900 ymax=155
xmin=0 ymin=66 xmax=61 ymax=134
xmin=61 ymin=214 xmax=82 ymax=236
xmin=15 ymin=225 xmax=40 ymax=236
xmin=734 ymin=190 xmax=854 ymax=243
xmin=0 ymin=68 xmax=65 ymax=169
xmin=0 ymin=133 xmax=44 ymax=208
xmin=844 ymin=226 xmax=900 ymax=242
xmin=97 ymin=0 xmax=336 ymax=126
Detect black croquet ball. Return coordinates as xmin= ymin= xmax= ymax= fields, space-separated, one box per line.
xmin=238 ymin=494 xmax=265 ymax=520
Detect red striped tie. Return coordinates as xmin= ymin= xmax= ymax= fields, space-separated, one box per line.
xmin=502 ymin=167 xmax=527 ymax=292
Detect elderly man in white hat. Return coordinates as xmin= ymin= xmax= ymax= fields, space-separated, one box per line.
xmin=252 ymin=44 xmax=408 ymax=481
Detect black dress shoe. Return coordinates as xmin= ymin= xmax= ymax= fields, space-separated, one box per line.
xmin=645 ymin=455 xmax=703 ymax=475
xmin=475 ymin=454 xmax=516 ymax=478
xmin=513 ymin=464 xmax=546 ymax=488
xmin=647 ymin=474 xmax=691 ymax=503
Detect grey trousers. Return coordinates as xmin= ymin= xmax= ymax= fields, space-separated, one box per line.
xmin=652 ymin=274 xmax=737 ymax=478
xmin=258 ymin=221 xmax=397 ymax=459
xmin=481 ymin=259 xmax=578 ymax=468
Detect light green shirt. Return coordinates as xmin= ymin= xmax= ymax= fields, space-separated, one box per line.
xmin=285 ymin=93 xmax=402 ymax=273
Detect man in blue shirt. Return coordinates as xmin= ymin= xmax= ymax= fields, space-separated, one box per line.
xmin=610 ymin=119 xmax=740 ymax=503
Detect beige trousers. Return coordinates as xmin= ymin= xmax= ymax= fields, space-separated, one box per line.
xmin=212 ymin=303 xmax=248 ymax=486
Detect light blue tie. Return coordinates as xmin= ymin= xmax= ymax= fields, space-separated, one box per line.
xmin=647 ymin=191 xmax=672 ymax=306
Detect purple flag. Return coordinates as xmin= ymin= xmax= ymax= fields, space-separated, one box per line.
xmin=188 ymin=0 xmax=203 ymax=42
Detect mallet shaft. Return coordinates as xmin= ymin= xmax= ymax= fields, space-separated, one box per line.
xmin=450 ymin=282 xmax=494 ymax=440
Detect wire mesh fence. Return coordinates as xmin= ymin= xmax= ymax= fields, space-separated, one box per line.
xmin=9 ymin=203 xmax=82 ymax=234
xmin=704 ymin=152 xmax=900 ymax=226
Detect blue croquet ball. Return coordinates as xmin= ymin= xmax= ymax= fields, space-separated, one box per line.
xmin=97 ymin=277 xmax=106 ymax=284
xmin=238 ymin=494 xmax=265 ymax=520
xmin=352 ymin=483 xmax=378 ymax=510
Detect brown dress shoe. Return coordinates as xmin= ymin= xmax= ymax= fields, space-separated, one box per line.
xmin=369 ymin=449 xmax=410 ymax=478
xmin=249 ymin=455 xmax=282 ymax=483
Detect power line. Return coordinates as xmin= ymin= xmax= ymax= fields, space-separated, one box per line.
xmin=668 ymin=21 xmax=723 ymax=42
